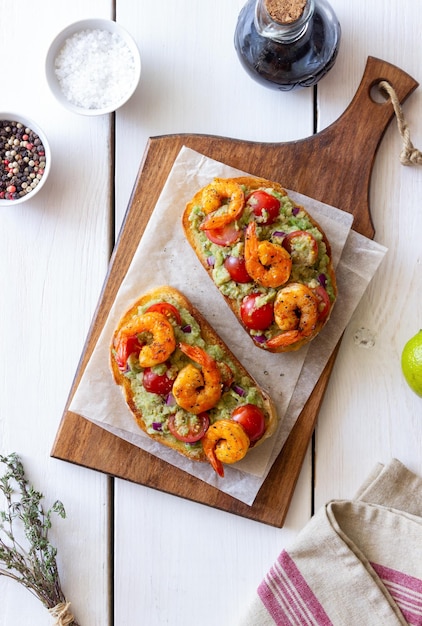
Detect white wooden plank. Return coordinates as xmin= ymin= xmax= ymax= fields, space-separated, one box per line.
xmin=114 ymin=455 xmax=312 ymax=626
xmin=315 ymin=1 xmax=422 ymax=504
xmin=114 ymin=0 xmax=316 ymax=228
xmin=0 ymin=1 xmax=113 ymax=624
xmin=113 ymin=1 xmax=314 ymax=624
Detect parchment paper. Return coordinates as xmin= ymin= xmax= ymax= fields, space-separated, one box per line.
xmin=70 ymin=147 xmax=387 ymax=505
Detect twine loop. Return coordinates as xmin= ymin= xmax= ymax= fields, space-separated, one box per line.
xmin=49 ymin=601 xmax=75 ymax=626
xmin=379 ymin=80 xmax=422 ymax=166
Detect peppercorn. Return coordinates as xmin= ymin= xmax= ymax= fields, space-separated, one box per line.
xmin=0 ymin=120 xmax=47 ymax=200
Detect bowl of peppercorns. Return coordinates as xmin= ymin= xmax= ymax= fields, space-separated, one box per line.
xmin=0 ymin=114 xmax=51 ymax=205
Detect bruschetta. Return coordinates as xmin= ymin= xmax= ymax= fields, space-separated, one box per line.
xmin=182 ymin=176 xmax=337 ymax=352
xmin=110 ymin=286 xmax=278 ymax=477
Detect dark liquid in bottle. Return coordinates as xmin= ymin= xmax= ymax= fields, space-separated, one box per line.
xmin=234 ymin=0 xmax=341 ymax=91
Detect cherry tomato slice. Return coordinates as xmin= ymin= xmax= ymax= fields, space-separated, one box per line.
xmin=314 ymin=285 xmax=331 ymax=322
xmin=168 ymin=411 xmax=210 ymax=443
xmin=204 ymin=222 xmax=241 ymax=246
xmin=247 ymin=190 xmax=280 ymax=224
xmin=224 ymin=255 xmax=251 ymax=283
xmin=146 ymin=302 xmax=182 ymax=325
xmin=240 ymin=293 xmax=274 ymax=330
xmin=114 ymin=335 xmax=141 ymax=370
xmin=282 ymin=230 xmax=319 ymax=265
xmin=142 ymin=367 xmax=175 ymax=396
xmin=231 ymin=404 xmax=266 ymax=442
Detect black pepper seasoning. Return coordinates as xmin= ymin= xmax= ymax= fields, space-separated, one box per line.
xmin=234 ymin=0 xmax=341 ymax=91
xmin=0 ymin=120 xmax=47 ymax=200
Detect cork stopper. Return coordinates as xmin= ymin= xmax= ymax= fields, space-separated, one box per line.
xmin=264 ymin=0 xmax=308 ymax=24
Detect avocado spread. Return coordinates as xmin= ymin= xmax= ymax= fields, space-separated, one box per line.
xmin=122 ymin=296 xmax=268 ymax=455
xmin=188 ymin=184 xmax=335 ymax=343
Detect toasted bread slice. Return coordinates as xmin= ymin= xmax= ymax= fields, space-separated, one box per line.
xmin=110 ymin=286 xmax=278 ymax=475
xmin=182 ymin=176 xmax=337 ymax=352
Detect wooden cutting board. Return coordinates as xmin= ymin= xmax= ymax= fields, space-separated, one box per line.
xmin=51 ymin=57 xmax=418 ymax=527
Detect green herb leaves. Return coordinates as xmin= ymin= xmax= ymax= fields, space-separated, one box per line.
xmin=0 ymin=453 xmax=78 ymax=625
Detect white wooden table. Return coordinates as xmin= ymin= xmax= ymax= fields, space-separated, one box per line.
xmin=1 ymin=1 xmax=421 ymax=624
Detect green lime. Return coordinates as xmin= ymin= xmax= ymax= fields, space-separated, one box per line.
xmin=401 ymin=329 xmax=422 ymax=397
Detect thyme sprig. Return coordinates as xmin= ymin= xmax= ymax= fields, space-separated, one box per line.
xmin=0 ymin=453 xmax=79 ymax=625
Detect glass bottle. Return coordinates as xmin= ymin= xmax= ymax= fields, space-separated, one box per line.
xmin=234 ymin=0 xmax=341 ymax=91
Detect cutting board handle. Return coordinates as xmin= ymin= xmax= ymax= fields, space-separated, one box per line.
xmin=340 ymin=55 xmax=418 ymax=128
xmin=330 ymin=56 xmax=419 ymax=160
xmin=302 ymin=56 xmax=419 ymax=237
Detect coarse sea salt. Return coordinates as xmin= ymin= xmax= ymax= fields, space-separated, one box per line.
xmin=55 ymin=28 xmax=137 ymax=110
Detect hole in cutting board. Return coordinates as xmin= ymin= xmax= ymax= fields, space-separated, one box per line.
xmin=370 ymin=81 xmax=390 ymax=104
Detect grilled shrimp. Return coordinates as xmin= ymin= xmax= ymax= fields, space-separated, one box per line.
xmin=115 ymin=311 xmax=176 ymax=368
xmin=172 ymin=343 xmax=222 ymax=414
xmin=202 ymin=419 xmax=250 ymax=477
xmin=266 ymin=282 xmax=319 ymax=348
xmin=244 ymin=221 xmax=292 ymax=288
xmin=199 ymin=179 xmax=245 ymax=230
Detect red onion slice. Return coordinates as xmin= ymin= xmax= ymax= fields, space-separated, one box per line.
xmin=253 ymin=334 xmax=267 ymax=344
xmin=318 ymin=273 xmax=327 ymax=288
xmin=232 ymin=384 xmax=246 ymax=397
xmin=166 ymin=392 xmax=176 ymax=406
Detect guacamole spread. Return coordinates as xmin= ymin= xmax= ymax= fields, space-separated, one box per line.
xmin=118 ymin=295 xmax=269 ymax=457
xmin=186 ymin=179 xmax=336 ymax=348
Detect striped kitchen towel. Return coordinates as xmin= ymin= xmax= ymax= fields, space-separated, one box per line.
xmin=240 ymin=459 xmax=422 ymax=626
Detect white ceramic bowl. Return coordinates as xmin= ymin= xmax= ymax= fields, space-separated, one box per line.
xmin=45 ymin=18 xmax=141 ymax=116
xmin=0 ymin=113 xmax=51 ymax=206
